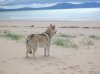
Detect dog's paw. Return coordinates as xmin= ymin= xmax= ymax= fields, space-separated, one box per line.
xmin=44 ymin=55 xmax=47 ymax=57
xmin=47 ymin=54 xmax=50 ymax=56
xmin=25 ymin=56 xmax=29 ymax=59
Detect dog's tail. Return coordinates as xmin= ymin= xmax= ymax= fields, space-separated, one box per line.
xmin=26 ymin=35 xmax=32 ymax=54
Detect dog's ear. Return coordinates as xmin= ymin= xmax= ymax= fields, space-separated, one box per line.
xmin=50 ymin=24 xmax=53 ymax=27
xmin=47 ymin=24 xmax=51 ymax=30
xmin=53 ymin=25 xmax=55 ymax=28
xmin=52 ymin=25 xmax=55 ymax=29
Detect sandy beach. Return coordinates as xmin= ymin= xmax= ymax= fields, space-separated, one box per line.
xmin=0 ymin=20 xmax=100 ymax=74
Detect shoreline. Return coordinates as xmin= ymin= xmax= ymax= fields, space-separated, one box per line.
xmin=0 ymin=20 xmax=100 ymax=27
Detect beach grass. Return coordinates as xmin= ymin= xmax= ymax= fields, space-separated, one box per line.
xmin=0 ymin=32 xmax=97 ymax=48
xmin=89 ymin=35 xmax=100 ymax=40
xmin=53 ymin=33 xmax=97 ymax=48
xmin=79 ymin=37 xmax=94 ymax=46
xmin=0 ymin=33 xmax=24 ymax=41
xmin=52 ymin=35 xmax=78 ymax=48
xmin=58 ymin=33 xmax=77 ymax=38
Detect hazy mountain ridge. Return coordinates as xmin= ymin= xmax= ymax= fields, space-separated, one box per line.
xmin=0 ymin=2 xmax=100 ymax=11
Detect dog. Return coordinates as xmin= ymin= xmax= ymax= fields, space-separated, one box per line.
xmin=26 ymin=24 xmax=56 ymax=57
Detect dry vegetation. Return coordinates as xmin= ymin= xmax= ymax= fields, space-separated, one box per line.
xmin=0 ymin=31 xmax=99 ymax=49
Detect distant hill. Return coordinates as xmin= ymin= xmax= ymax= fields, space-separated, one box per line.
xmin=48 ymin=2 xmax=100 ymax=9
xmin=0 ymin=2 xmax=100 ymax=11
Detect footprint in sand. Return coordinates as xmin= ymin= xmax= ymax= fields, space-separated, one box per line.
xmin=7 ymin=57 xmax=17 ymax=60
xmin=34 ymin=68 xmax=39 ymax=71
xmin=59 ymin=71 xmax=66 ymax=74
xmin=68 ymin=65 xmax=80 ymax=70
xmin=47 ymin=62 xmax=60 ymax=67
xmin=88 ymin=70 xmax=96 ymax=74
xmin=64 ymin=56 xmax=69 ymax=59
xmin=14 ymin=72 xmax=19 ymax=74
xmin=59 ymin=61 xmax=67 ymax=65
xmin=1 ymin=60 xmax=6 ymax=63
xmin=70 ymin=73 xmax=75 ymax=74
xmin=88 ymin=62 xmax=93 ymax=64
xmin=68 ymin=65 xmax=84 ymax=73
xmin=55 ymin=63 xmax=60 ymax=66
xmin=40 ymin=65 xmax=45 ymax=68
xmin=57 ymin=68 xmax=60 ymax=70
xmin=1 ymin=57 xmax=17 ymax=63
xmin=78 ymin=70 xmax=84 ymax=73
xmin=62 ymin=67 xmax=67 ymax=70
xmin=12 ymin=57 xmax=17 ymax=59
xmin=29 ymin=62 xmax=34 ymax=65
xmin=57 ymin=67 xmax=67 ymax=70
xmin=91 ymin=67 xmax=95 ymax=70
xmin=44 ymin=72 xmax=52 ymax=74
xmin=47 ymin=62 xmax=54 ymax=66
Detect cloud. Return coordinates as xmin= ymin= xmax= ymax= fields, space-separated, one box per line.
xmin=0 ymin=0 xmax=15 ymax=4
xmin=0 ymin=0 xmax=100 ymax=6
xmin=0 ymin=3 xmax=57 ymax=9
xmin=0 ymin=0 xmax=5 ymax=2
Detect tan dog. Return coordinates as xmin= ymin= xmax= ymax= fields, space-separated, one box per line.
xmin=26 ymin=24 xmax=56 ymax=57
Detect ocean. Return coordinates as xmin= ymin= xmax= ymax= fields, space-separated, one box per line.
xmin=0 ymin=8 xmax=100 ymax=21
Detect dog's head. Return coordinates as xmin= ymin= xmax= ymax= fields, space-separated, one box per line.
xmin=47 ymin=24 xmax=57 ymax=36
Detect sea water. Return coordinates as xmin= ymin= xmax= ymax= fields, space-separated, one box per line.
xmin=0 ymin=8 xmax=100 ymax=21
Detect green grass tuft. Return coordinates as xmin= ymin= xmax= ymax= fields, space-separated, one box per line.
xmin=0 ymin=33 xmax=24 ymax=41
xmin=52 ymin=37 xmax=78 ymax=48
xmin=79 ymin=37 xmax=94 ymax=46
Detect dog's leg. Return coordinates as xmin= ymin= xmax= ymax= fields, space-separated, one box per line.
xmin=26 ymin=51 xmax=29 ymax=57
xmin=33 ymin=48 xmax=37 ymax=58
xmin=47 ymin=46 xmax=50 ymax=56
xmin=26 ymin=45 xmax=31 ymax=57
xmin=26 ymin=49 xmax=32 ymax=58
xmin=44 ymin=48 xmax=47 ymax=56
xmin=26 ymin=46 xmax=29 ymax=57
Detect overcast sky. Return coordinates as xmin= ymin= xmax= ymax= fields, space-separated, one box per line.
xmin=0 ymin=0 xmax=100 ymax=4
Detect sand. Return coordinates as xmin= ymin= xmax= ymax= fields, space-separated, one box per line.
xmin=0 ymin=20 xmax=100 ymax=74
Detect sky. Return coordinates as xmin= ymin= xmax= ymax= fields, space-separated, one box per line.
xmin=0 ymin=0 xmax=100 ymax=4
xmin=0 ymin=0 xmax=100 ymax=9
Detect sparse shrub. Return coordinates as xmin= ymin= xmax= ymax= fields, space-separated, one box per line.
xmin=59 ymin=33 xmax=77 ymax=38
xmin=79 ymin=34 xmax=85 ymax=36
xmin=52 ymin=37 xmax=78 ymax=48
xmin=89 ymin=35 xmax=100 ymax=40
xmin=0 ymin=33 xmax=24 ymax=41
xmin=79 ymin=37 xmax=94 ymax=46
xmin=30 ymin=25 xmax=34 ymax=27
